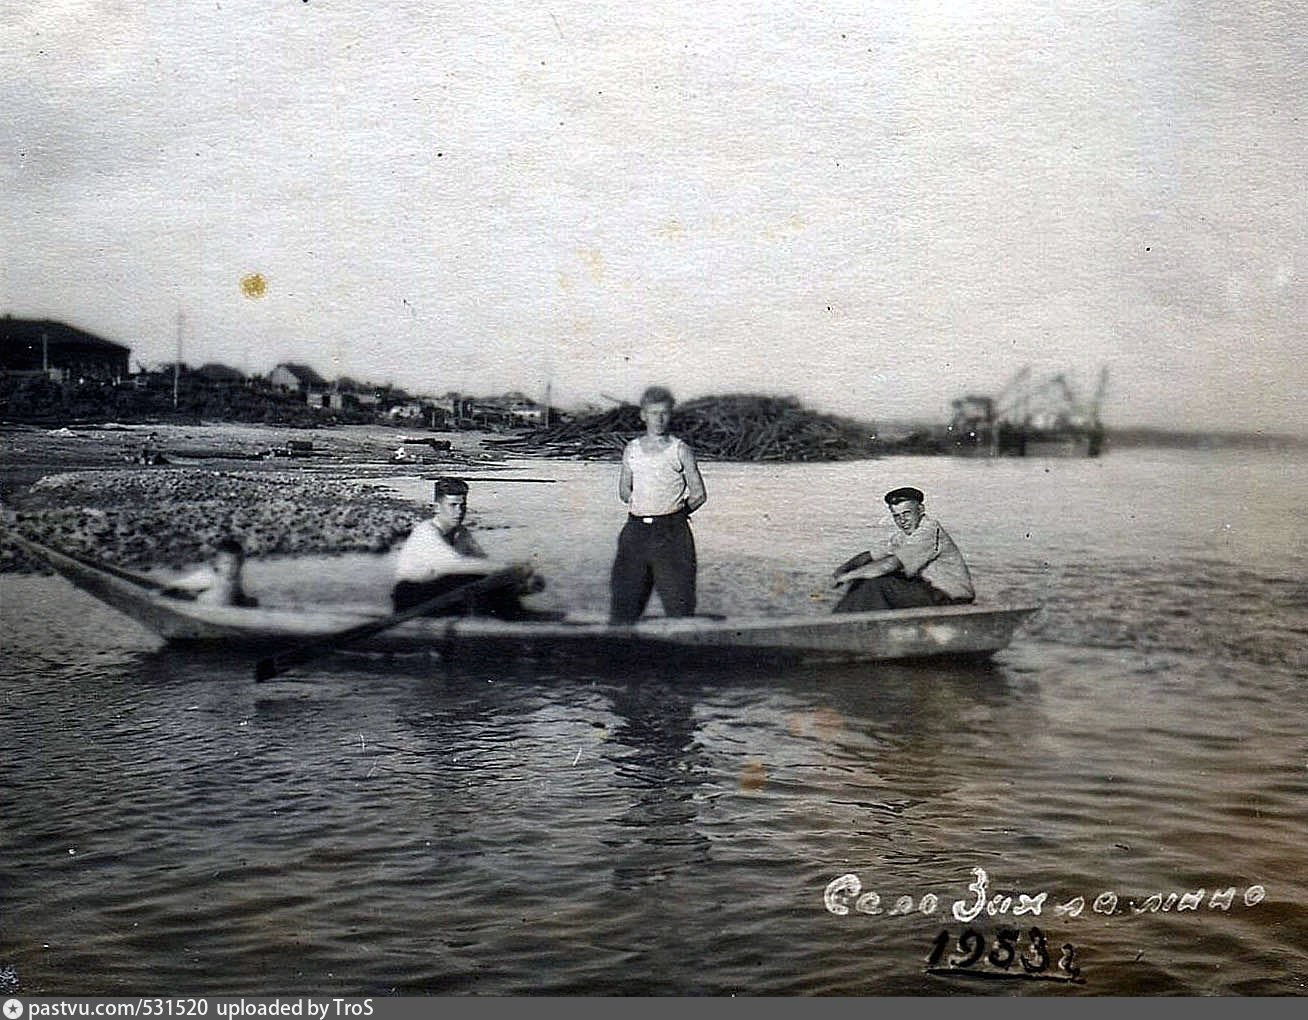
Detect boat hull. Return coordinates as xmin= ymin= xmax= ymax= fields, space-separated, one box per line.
xmin=11 ymin=534 xmax=1039 ymax=664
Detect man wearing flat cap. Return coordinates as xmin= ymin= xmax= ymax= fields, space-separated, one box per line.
xmin=831 ymin=486 xmax=975 ymax=612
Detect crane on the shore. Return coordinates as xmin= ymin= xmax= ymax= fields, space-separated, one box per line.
xmin=996 ymin=367 xmax=1108 ymax=429
xmin=948 ymin=364 xmax=1109 ymax=456
xmin=993 ymin=366 xmax=1033 ymax=424
xmin=1089 ymin=366 xmax=1110 ymax=426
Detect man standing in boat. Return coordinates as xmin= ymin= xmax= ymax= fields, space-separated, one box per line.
xmin=391 ymin=476 xmax=542 ymax=620
xmin=831 ymin=486 xmax=975 ymax=612
xmin=609 ymin=386 xmax=708 ymax=624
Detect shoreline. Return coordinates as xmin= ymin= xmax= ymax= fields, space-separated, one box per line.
xmin=0 ymin=422 xmax=519 ymax=574
xmin=0 ymin=417 xmax=892 ymax=576
xmin=5 ymin=418 xmax=1289 ymax=578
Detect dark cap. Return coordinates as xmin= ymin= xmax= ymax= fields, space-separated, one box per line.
xmin=434 ymin=476 xmax=469 ymax=499
xmin=884 ymin=486 xmax=925 ymax=506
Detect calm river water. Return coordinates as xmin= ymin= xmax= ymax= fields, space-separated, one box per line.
xmin=2 ymin=449 xmax=1305 ymax=995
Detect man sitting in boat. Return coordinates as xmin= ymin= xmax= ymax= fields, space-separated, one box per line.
xmin=831 ymin=486 xmax=975 ymax=612
xmin=391 ymin=476 xmax=543 ymax=620
xmin=162 ymin=537 xmax=258 ymax=607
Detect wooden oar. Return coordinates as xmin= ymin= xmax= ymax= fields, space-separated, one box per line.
xmin=5 ymin=531 xmax=170 ymax=592
xmin=254 ymin=566 xmax=529 ymax=682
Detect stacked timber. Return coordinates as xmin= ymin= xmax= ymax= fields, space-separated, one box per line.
xmin=487 ymin=395 xmax=879 ymax=462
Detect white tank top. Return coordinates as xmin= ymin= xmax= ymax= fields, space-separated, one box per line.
xmin=625 ymin=437 xmax=688 ymax=516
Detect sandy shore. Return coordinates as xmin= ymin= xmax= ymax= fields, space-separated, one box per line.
xmin=0 ymin=422 xmax=519 ymax=573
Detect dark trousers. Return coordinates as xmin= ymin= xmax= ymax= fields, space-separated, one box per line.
xmin=833 ymin=572 xmax=973 ymax=613
xmin=609 ymin=511 xmax=697 ymax=624
xmin=391 ymin=575 xmax=526 ymax=620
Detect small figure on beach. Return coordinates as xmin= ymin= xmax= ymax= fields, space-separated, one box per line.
xmin=390 ymin=442 xmax=419 ymax=464
xmin=831 ymin=486 xmax=975 ymax=612
xmin=391 ymin=476 xmax=544 ymax=619
xmin=137 ymin=431 xmax=166 ymax=465
xmin=162 ymin=537 xmax=259 ymax=607
xmin=609 ymin=386 xmax=708 ymax=624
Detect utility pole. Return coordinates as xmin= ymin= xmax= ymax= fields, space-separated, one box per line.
xmin=174 ymin=312 xmax=184 ymax=410
xmin=544 ymin=381 xmax=552 ymax=426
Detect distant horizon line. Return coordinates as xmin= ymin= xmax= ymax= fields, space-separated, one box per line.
xmin=5 ymin=314 xmax=1303 ymax=442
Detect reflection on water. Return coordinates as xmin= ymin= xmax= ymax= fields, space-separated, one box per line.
xmin=603 ymin=678 xmax=712 ymax=891
xmin=2 ymin=449 xmax=1307 ymax=994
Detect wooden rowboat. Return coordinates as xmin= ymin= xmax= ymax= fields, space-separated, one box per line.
xmin=11 ymin=533 xmax=1039 ymax=664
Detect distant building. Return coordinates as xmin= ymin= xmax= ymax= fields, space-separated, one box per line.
xmin=426 ymin=392 xmax=466 ymax=420
xmin=269 ymin=362 xmax=328 ymax=393
xmin=460 ymin=391 xmax=546 ymax=426
xmin=386 ymin=401 xmax=429 ymax=421
xmin=334 ymin=377 xmax=381 ymax=407
xmin=304 ymin=385 xmax=377 ymax=412
xmin=949 ymin=395 xmax=996 ymax=432
xmin=507 ymin=398 xmax=545 ymax=426
xmin=131 ymin=363 xmax=187 ymax=390
xmin=0 ymin=316 xmax=131 ymax=382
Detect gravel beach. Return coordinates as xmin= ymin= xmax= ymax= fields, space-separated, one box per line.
xmin=0 ymin=422 xmax=513 ymax=573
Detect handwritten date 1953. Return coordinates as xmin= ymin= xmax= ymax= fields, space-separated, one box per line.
xmin=926 ymin=927 xmax=1084 ymax=983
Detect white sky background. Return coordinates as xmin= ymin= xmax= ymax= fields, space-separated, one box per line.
xmin=1 ymin=0 xmax=1304 ymax=432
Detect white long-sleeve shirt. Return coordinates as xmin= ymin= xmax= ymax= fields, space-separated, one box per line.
xmin=393 ymin=521 xmax=489 ymax=583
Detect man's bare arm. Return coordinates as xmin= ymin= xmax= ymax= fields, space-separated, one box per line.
xmin=618 ymin=460 xmax=633 ymax=503
xmin=680 ymin=443 xmax=707 ymax=513
xmin=833 ymin=551 xmax=872 ymax=577
xmin=834 ymin=554 xmax=901 ymax=584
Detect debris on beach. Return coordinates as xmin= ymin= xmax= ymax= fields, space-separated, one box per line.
xmin=487 ymin=394 xmax=882 ymax=462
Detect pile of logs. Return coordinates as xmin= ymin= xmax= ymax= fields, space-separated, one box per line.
xmin=487 ymin=394 xmax=880 ymax=462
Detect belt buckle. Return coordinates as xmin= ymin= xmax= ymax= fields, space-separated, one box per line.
xmin=641 ymin=516 xmax=654 ymax=524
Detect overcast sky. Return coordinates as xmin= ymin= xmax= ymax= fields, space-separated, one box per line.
xmin=2 ymin=1 xmax=1304 ymax=432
